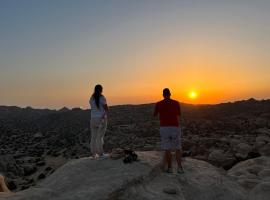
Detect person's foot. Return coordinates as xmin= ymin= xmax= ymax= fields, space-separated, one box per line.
xmin=89 ymin=154 xmax=99 ymax=160
xmin=166 ymin=168 xmax=173 ymax=173
xmin=177 ymin=166 xmax=184 ymax=174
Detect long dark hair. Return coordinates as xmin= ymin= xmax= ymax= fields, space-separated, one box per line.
xmin=92 ymin=84 xmax=103 ymax=108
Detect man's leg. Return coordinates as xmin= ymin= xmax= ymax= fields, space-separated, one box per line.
xmin=175 ymin=149 xmax=183 ymax=169
xmin=160 ymin=127 xmax=173 ymax=172
xmin=165 ymin=150 xmax=172 ymax=169
xmin=172 ymin=127 xmax=184 ymax=173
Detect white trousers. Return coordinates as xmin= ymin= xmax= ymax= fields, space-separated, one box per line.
xmin=90 ymin=118 xmax=107 ymax=155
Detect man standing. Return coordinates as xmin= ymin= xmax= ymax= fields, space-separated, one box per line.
xmin=154 ymin=88 xmax=183 ymax=173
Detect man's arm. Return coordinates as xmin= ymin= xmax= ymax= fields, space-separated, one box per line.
xmin=178 ymin=103 xmax=181 ymax=117
xmin=153 ymin=103 xmax=159 ymax=117
xmin=177 ymin=102 xmax=181 ymax=122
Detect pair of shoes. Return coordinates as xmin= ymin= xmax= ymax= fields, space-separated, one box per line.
xmin=177 ymin=167 xmax=184 ymax=174
xmin=123 ymin=150 xmax=138 ymax=164
xmin=166 ymin=168 xmax=173 ymax=173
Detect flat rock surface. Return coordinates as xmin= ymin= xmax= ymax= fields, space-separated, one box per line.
xmin=0 ymin=157 xmax=151 ymax=200
xmin=1 ymin=151 xmax=262 ymax=200
xmin=121 ymin=154 xmax=246 ymax=200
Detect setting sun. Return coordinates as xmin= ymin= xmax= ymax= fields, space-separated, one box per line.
xmin=189 ymin=91 xmax=198 ymax=99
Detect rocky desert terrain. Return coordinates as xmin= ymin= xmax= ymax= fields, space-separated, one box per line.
xmin=0 ymin=98 xmax=270 ymax=192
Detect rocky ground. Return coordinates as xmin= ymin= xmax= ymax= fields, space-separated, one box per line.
xmin=0 ymin=98 xmax=270 ymax=191
xmin=1 ymin=151 xmax=270 ymax=200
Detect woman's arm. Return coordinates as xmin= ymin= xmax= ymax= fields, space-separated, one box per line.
xmin=103 ymin=104 xmax=108 ymax=112
xmin=102 ymin=104 xmax=108 ymax=119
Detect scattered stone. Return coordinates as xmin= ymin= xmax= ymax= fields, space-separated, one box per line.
xmin=259 ymin=144 xmax=270 ymax=156
xmin=256 ymin=135 xmax=270 ymax=144
xmin=37 ymin=173 xmax=46 ymax=180
xmin=22 ymin=165 xmax=37 ymax=176
xmin=33 ymin=132 xmax=43 ymax=139
xmin=255 ymin=128 xmax=270 ymax=136
xmin=235 ymin=143 xmax=253 ymax=159
xmin=6 ymin=178 xmax=17 ymax=190
xmin=163 ymin=187 xmax=178 ymax=194
xmin=237 ymin=178 xmax=261 ymax=190
xmin=208 ymin=149 xmax=236 ymax=169
xmin=20 ymin=185 xmax=30 ymax=190
xmin=36 ymin=161 xmax=46 ymax=166
xmin=45 ymin=167 xmax=53 ymax=171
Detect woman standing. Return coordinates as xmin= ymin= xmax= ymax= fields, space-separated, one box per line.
xmin=89 ymin=84 xmax=108 ymax=159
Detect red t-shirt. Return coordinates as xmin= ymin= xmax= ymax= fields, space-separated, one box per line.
xmin=154 ymin=98 xmax=181 ymax=127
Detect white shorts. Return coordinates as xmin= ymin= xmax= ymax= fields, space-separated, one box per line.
xmin=160 ymin=126 xmax=181 ymax=150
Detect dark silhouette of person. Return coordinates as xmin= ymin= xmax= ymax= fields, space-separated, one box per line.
xmin=89 ymin=84 xmax=109 ymax=159
xmin=154 ymin=88 xmax=183 ymax=173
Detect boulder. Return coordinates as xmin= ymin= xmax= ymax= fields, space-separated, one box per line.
xmin=256 ymin=135 xmax=270 ymax=143
xmin=0 ymin=156 xmax=23 ymax=177
xmin=4 ymin=178 xmax=17 ymax=191
xmin=37 ymin=174 xmax=45 ymax=180
xmin=255 ymin=128 xmax=270 ymax=136
xmin=163 ymin=187 xmax=178 ymax=194
xmin=234 ymin=143 xmax=253 ymax=159
xmin=36 ymin=161 xmax=45 ymax=167
xmin=259 ymin=143 xmax=270 ymax=156
xmin=228 ymin=156 xmax=270 ymax=190
xmin=208 ymin=149 xmax=236 ymax=169
xmin=21 ymin=165 xmax=37 ymax=176
xmin=230 ymin=139 xmax=241 ymax=148
xmin=254 ymin=141 xmax=266 ymax=150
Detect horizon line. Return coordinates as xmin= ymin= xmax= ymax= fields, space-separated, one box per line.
xmin=1 ymin=97 xmax=269 ymax=111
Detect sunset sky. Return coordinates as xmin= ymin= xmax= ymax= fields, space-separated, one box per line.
xmin=1 ymin=0 xmax=270 ymax=109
